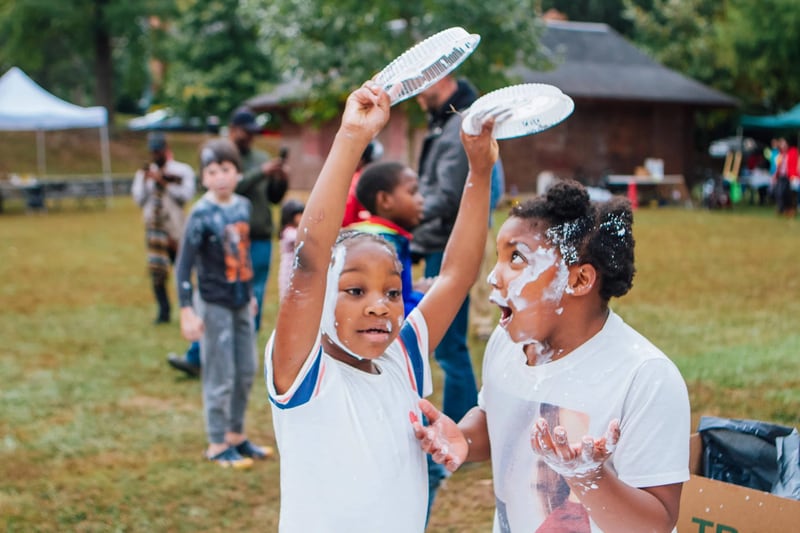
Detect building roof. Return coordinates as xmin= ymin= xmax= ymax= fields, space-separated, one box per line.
xmin=246 ymin=77 xmax=310 ymax=111
xmin=514 ymin=21 xmax=737 ymax=107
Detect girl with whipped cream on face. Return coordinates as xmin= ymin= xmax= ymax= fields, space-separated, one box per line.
xmin=264 ymin=81 xmax=499 ymax=533
xmin=412 ymin=179 xmax=691 ymax=533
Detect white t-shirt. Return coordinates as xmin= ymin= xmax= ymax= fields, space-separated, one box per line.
xmin=479 ymin=310 xmax=690 ymax=533
xmin=265 ymin=308 xmax=432 ymax=533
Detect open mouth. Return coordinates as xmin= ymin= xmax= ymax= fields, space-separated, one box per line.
xmin=498 ymin=305 xmax=513 ymax=327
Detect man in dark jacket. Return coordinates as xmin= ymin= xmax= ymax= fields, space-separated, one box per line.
xmin=413 ymin=75 xmax=481 ymax=516
xmin=229 ymin=106 xmax=289 ymax=331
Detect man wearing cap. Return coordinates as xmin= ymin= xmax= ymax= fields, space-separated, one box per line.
xmin=132 ymin=131 xmax=196 ymax=324
xmin=229 ymin=105 xmax=289 ymax=331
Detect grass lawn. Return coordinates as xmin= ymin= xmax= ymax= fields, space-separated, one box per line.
xmin=1 ymin=198 xmax=798 ymax=531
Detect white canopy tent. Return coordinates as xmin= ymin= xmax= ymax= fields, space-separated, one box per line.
xmin=0 ymin=66 xmax=111 ymax=198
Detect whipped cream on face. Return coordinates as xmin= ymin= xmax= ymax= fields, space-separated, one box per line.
xmin=488 ymin=242 xmax=571 ymax=351
xmin=488 ymin=243 xmax=568 ymax=310
xmin=321 ymin=244 xmax=364 ymax=361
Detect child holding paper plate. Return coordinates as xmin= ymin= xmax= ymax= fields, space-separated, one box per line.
xmin=265 ymin=80 xmax=500 ymax=532
xmin=413 ymin=178 xmax=691 ymax=532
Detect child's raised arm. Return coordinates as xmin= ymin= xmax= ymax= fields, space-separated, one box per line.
xmin=271 ymin=82 xmax=390 ymax=394
xmin=417 ymin=116 xmax=498 ymax=349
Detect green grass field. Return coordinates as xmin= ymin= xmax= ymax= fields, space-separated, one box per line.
xmin=1 ymin=191 xmax=798 ymax=531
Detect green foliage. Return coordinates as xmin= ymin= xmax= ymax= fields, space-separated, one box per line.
xmin=625 ymin=0 xmax=800 ymax=114
xmin=715 ymin=0 xmax=800 ymax=112
xmin=0 ymin=0 xmax=176 ymax=112
xmin=249 ymin=0 xmax=549 ymax=124
xmin=161 ymin=0 xmax=278 ymax=120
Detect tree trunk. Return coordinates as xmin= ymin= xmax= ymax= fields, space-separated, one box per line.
xmin=94 ymin=0 xmax=114 ymax=124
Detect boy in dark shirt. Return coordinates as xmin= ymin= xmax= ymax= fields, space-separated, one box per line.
xmin=347 ymin=161 xmax=426 ymax=316
xmin=175 ymin=138 xmax=271 ymax=468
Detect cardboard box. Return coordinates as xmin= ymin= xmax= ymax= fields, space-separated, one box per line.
xmin=677 ymin=433 xmax=800 ymax=532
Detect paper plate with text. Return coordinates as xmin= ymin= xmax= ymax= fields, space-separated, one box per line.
xmin=374 ymin=27 xmax=480 ymax=106
xmin=462 ymin=83 xmax=574 ymax=139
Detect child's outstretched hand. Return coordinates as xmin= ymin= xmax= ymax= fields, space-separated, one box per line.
xmin=530 ymin=418 xmax=621 ymax=481
xmin=410 ymin=399 xmax=468 ymax=473
xmin=340 ymin=81 xmax=391 ymax=143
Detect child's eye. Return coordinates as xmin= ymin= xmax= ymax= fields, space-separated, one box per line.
xmin=344 ymin=287 xmax=363 ymax=296
xmin=510 ymin=251 xmax=527 ymax=265
xmin=386 ymin=289 xmax=402 ymax=299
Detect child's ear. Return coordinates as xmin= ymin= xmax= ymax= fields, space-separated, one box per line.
xmin=375 ymin=190 xmax=392 ymax=212
xmin=567 ymin=263 xmax=598 ymax=296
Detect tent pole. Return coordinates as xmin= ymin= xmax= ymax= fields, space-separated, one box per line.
xmin=100 ymin=124 xmax=112 ymax=207
xmin=36 ymin=129 xmax=46 ymax=177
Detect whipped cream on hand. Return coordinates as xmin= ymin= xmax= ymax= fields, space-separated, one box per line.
xmin=530 ymin=417 xmax=620 ymax=481
xmin=410 ymin=399 xmax=469 ymax=473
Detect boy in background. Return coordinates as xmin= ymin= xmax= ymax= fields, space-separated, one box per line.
xmin=347 ymin=161 xmax=427 ymax=316
xmin=176 ymin=138 xmax=271 ymax=468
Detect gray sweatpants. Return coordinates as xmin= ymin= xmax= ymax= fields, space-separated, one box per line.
xmin=200 ymin=301 xmax=257 ymax=444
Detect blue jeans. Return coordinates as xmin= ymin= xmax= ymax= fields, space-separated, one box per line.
xmin=423 ymin=250 xmax=477 ymax=516
xmin=250 ymin=238 xmax=272 ymax=332
xmin=423 ymin=250 xmax=477 ymax=422
xmin=185 ymin=341 xmax=201 ymax=366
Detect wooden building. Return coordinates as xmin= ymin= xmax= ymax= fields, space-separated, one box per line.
xmin=247 ymin=20 xmax=737 ymax=193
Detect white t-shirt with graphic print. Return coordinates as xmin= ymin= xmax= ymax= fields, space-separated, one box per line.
xmin=478 ymin=310 xmax=690 ymax=533
xmin=266 ymin=308 xmax=432 ymax=533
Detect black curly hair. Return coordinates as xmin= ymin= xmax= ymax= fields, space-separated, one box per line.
xmin=509 ymin=179 xmax=635 ymax=301
xmin=354 ymin=161 xmax=407 ymax=214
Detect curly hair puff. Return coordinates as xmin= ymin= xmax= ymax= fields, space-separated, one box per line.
xmin=509 ymin=179 xmax=635 ymax=301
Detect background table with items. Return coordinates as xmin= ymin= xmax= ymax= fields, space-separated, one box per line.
xmin=605 ymin=174 xmax=691 ymax=207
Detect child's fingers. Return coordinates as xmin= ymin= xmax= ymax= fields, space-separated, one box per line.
xmin=444 ymin=456 xmax=462 ymax=472
xmin=408 ymin=411 xmax=428 ymax=442
xmin=606 ymin=418 xmax=621 ymax=448
xmin=479 ymin=115 xmax=496 ymax=136
xmin=530 ymin=417 xmax=555 ymax=455
xmin=417 ymin=398 xmax=442 ymax=424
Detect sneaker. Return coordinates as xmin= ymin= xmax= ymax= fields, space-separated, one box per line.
xmin=235 ymin=439 xmax=274 ymax=460
xmin=167 ymin=353 xmax=200 ymax=378
xmin=206 ymin=446 xmax=253 ymax=469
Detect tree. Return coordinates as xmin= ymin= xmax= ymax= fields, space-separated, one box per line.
xmin=714 ymin=0 xmax=800 ymax=113
xmin=160 ymin=0 xmax=278 ymax=122
xmin=247 ymin=0 xmax=550 ymax=124
xmin=0 ymin=0 xmax=176 ymax=122
xmin=625 ymin=0 xmax=800 ymax=114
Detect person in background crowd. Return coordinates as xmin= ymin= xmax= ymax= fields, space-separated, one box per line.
xmin=342 ymin=139 xmax=384 ymax=226
xmin=168 ymin=106 xmax=289 ymax=377
xmin=176 ymin=138 xmax=272 ymax=468
xmin=772 ymin=137 xmax=797 ymax=218
xmin=277 ymin=199 xmax=305 ymax=301
xmin=412 ymin=74 xmax=486 ymax=507
xmin=132 ymin=131 xmax=195 ymax=325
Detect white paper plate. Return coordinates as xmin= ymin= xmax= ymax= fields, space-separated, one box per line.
xmin=374 ymin=27 xmax=480 ymax=105
xmin=462 ymin=83 xmax=575 ymax=139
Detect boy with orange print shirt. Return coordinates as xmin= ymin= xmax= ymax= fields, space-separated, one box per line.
xmin=176 ymin=138 xmax=271 ymax=468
